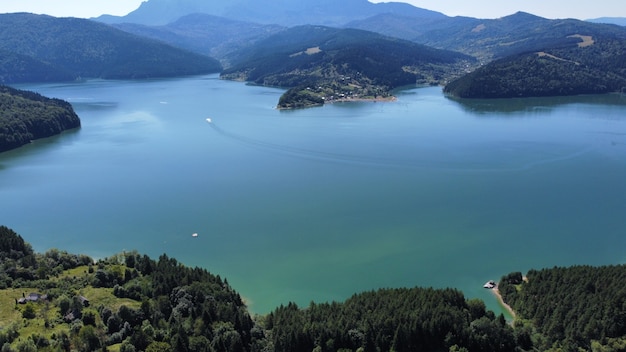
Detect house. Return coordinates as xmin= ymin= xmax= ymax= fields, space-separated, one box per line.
xmin=17 ymin=292 xmax=48 ymax=304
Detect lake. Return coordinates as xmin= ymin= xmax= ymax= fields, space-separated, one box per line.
xmin=2 ymin=74 xmax=626 ymax=314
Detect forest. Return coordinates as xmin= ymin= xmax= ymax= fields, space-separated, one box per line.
xmin=2 ymin=224 xmax=626 ymax=351
xmin=444 ymin=34 xmax=626 ymax=98
xmin=222 ymin=26 xmax=476 ymax=108
xmin=0 ymin=13 xmax=222 ymax=83
xmin=499 ymin=266 xmax=626 ymax=351
xmin=0 ymin=85 xmax=81 ymax=153
xmin=0 ymin=225 xmax=254 ymax=352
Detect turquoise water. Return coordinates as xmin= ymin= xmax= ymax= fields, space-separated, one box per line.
xmin=2 ymin=75 xmax=626 ymax=314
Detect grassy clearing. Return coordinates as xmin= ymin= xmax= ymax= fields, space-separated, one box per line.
xmin=0 ymin=288 xmax=35 ymax=325
xmin=0 ymin=264 xmax=142 ymax=348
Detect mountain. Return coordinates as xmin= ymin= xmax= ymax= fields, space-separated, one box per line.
xmin=352 ymin=11 xmax=626 ymax=100
xmin=0 ymin=85 xmax=81 ymax=153
xmin=221 ymin=26 xmax=476 ymax=108
xmin=345 ymin=13 xmax=461 ymax=41
xmin=444 ymin=30 xmax=626 ymax=98
xmin=0 ymin=49 xmax=75 ymax=84
xmin=95 ymin=0 xmax=446 ymax=27
xmin=588 ymin=17 xmax=626 ymax=26
xmin=0 ymin=13 xmax=221 ymax=83
xmin=352 ymin=12 xmax=626 ymax=62
xmin=112 ymin=14 xmax=285 ymax=65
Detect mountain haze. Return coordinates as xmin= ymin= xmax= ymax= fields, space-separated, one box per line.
xmin=112 ymin=14 xmax=285 ymax=64
xmin=0 ymin=13 xmax=221 ymax=83
xmin=587 ymin=17 xmax=626 ymax=26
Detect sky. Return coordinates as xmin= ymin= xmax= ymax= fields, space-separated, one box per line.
xmin=0 ymin=0 xmax=624 ymax=20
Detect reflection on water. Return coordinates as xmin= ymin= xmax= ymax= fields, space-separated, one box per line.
xmin=446 ymin=92 xmax=626 ymax=115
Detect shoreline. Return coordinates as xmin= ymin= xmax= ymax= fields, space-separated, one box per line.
xmin=492 ymin=284 xmax=516 ymax=320
xmin=325 ymin=95 xmax=398 ymax=104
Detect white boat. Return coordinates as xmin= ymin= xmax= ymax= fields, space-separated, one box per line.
xmin=206 ymin=118 xmax=212 ymax=123
xmin=483 ymin=280 xmax=496 ymax=289
xmin=192 ymin=233 xmax=198 ymax=237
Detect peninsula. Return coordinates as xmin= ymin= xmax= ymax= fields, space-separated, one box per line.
xmin=0 ymin=85 xmax=80 ymax=153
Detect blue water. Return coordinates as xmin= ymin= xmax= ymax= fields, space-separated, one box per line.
xmin=2 ymin=74 xmax=626 ymax=314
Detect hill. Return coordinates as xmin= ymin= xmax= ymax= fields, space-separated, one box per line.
xmin=444 ymin=31 xmax=626 ymax=98
xmin=352 ymin=12 xmax=626 ymax=62
xmin=0 ymin=13 xmax=221 ymax=83
xmin=112 ymin=14 xmax=285 ymax=66
xmin=0 ymin=85 xmax=81 ymax=153
xmin=348 ymin=12 xmax=626 ymax=99
xmin=95 ymin=0 xmax=445 ymax=27
xmin=221 ymin=26 xmax=477 ymax=108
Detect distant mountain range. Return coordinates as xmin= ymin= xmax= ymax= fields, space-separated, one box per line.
xmin=0 ymin=13 xmax=221 ymax=84
xmin=587 ymin=17 xmax=626 ymax=26
xmin=95 ymin=0 xmax=445 ymax=27
xmin=1 ymin=0 xmax=625 ymax=102
xmin=111 ymin=14 xmax=285 ymax=65
xmin=442 ymin=13 xmax=626 ymax=98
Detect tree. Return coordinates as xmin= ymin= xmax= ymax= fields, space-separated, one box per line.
xmin=77 ymin=325 xmax=100 ymax=352
xmin=22 ymin=304 xmax=36 ymax=319
xmin=146 ymin=341 xmax=173 ymax=352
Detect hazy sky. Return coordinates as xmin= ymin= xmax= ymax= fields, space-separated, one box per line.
xmin=0 ymin=0 xmax=624 ymax=20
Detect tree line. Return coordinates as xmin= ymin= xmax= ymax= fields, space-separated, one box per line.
xmin=2 ymin=225 xmax=626 ymax=351
xmin=499 ymin=265 xmax=626 ymax=351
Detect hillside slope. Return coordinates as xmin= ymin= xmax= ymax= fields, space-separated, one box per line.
xmin=0 ymin=85 xmax=80 ymax=153
xmin=221 ymin=26 xmax=476 ymax=108
xmin=353 ymin=12 xmax=626 ymax=62
xmin=444 ymin=32 xmax=626 ymax=98
xmin=0 ymin=13 xmax=221 ymax=83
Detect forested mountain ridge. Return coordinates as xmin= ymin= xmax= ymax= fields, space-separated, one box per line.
xmin=353 ymin=11 xmax=626 ymax=62
xmin=0 ymin=85 xmax=80 ymax=153
xmin=221 ymin=26 xmax=477 ymax=108
xmin=444 ymin=32 xmax=626 ymax=98
xmin=0 ymin=13 xmax=221 ymax=84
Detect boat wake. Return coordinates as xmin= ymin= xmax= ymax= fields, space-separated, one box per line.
xmin=205 ymin=118 xmax=594 ymax=172
xmin=205 ymin=118 xmax=405 ymax=168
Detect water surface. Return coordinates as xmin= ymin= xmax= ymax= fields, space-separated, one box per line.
xmin=2 ymin=75 xmax=626 ymax=314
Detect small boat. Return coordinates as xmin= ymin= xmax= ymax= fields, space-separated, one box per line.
xmin=206 ymin=118 xmax=212 ymax=123
xmin=192 ymin=233 xmax=198 ymax=238
xmin=483 ymin=280 xmax=496 ymax=289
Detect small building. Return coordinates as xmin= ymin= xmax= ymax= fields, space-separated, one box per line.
xmin=17 ymin=292 xmax=48 ymax=304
